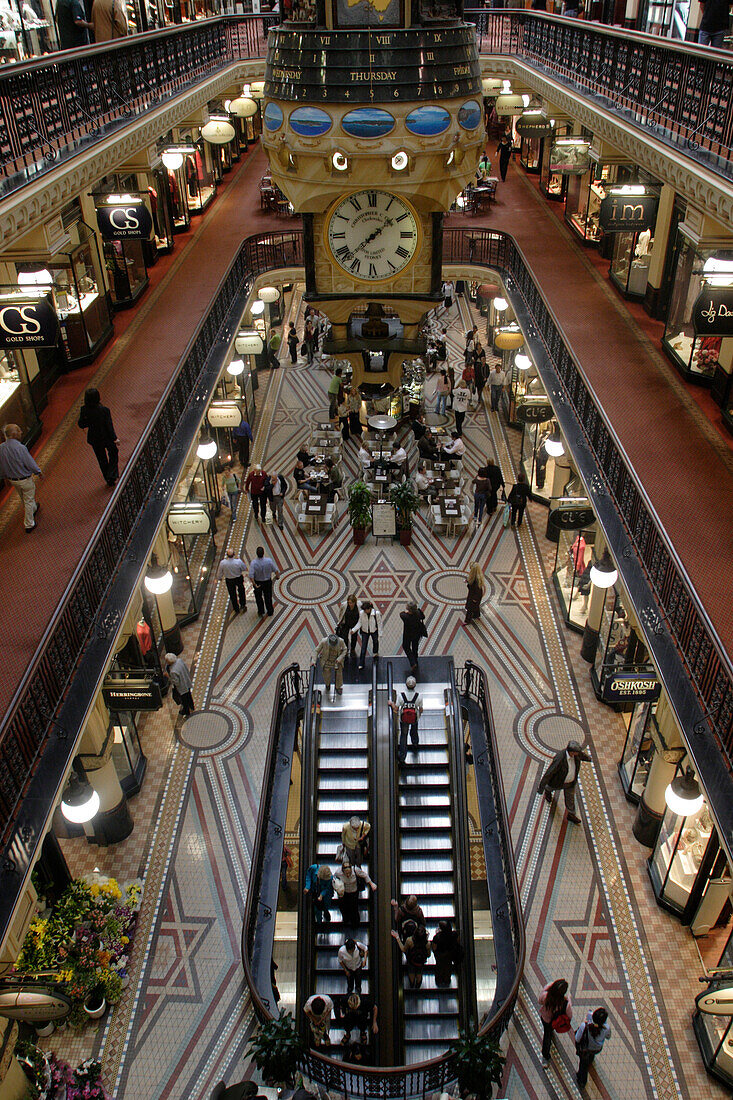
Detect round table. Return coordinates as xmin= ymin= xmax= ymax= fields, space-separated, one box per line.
xmin=368 ymin=414 xmax=397 ymax=433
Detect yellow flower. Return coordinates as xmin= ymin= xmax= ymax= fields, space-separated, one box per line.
xmin=121 ymin=936 xmax=129 ymax=944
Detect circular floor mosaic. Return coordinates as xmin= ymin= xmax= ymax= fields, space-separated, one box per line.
xmin=421 ymin=568 xmax=493 ymax=608
xmin=533 ymin=712 xmax=588 ymax=754
xmin=277 ymin=568 xmax=347 ymax=608
xmin=178 ymin=710 xmax=232 ymax=751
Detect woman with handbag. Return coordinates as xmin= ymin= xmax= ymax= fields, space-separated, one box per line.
xmin=336 ymin=594 xmax=360 ymax=658
xmin=538 ymin=978 xmax=573 ymax=1067
xmin=400 ymin=601 xmax=426 ymax=674
xmin=464 ymin=561 xmax=486 ymax=625
xmin=574 ymin=1007 xmax=610 ymax=1088
xmin=333 ymin=858 xmax=376 ymax=927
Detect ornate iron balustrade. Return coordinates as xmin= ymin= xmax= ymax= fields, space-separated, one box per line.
xmin=0 ymin=15 xmax=268 ymax=192
xmin=467 ymin=9 xmax=733 ymax=179
xmin=0 ymin=230 xmax=303 ymax=855
xmin=444 ymin=226 xmax=733 ymax=777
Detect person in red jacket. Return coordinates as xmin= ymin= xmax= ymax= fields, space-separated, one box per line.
xmin=244 ymin=463 xmax=268 ymax=522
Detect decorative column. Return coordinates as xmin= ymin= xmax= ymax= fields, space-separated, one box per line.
xmin=78 ymin=696 xmax=134 ymax=846
xmin=150 ymin=531 xmax=182 ymax=654
xmin=632 ymin=691 xmax=685 ymax=846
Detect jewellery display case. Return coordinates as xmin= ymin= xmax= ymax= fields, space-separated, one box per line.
xmin=103 ymin=239 xmax=148 ymax=308
xmin=520 ymin=135 xmax=542 ymax=174
xmin=649 ymin=772 xmax=721 ymax=919
xmin=0 ymin=350 xmax=40 ymax=445
xmin=663 ymin=235 xmax=733 ymax=383
xmin=618 ymin=699 xmax=659 ymax=803
xmin=389 ymin=360 xmax=425 ymax=420
xmin=565 ymin=160 xmax=629 ymax=245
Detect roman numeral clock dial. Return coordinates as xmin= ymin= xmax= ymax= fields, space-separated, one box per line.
xmin=325 ymin=190 xmax=420 ymax=283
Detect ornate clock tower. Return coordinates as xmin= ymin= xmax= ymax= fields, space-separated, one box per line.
xmin=261 ymin=0 xmax=484 ymax=388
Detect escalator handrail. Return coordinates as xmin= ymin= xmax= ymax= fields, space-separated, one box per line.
xmin=369 ymin=657 xmax=382 ymax=1064
xmin=241 ymin=662 xmax=303 ymax=1014
xmin=461 ymin=660 xmax=526 ymax=1022
xmin=447 ymin=664 xmax=479 ymax=1030
xmin=386 ymin=660 xmax=403 ymax=1065
xmin=296 ymin=665 xmax=319 ymax=1041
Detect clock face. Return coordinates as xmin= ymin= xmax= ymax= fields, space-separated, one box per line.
xmin=325 ymin=190 xmax=420 ymax=282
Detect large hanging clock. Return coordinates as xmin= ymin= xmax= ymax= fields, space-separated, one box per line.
xmin=325 ymin=190 xmax=421 ymax=283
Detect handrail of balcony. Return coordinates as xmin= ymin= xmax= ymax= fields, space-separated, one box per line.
xmin=467 ymin=9 xmax=733 ymax=179
xmin=0 ymin=230 xmax=302 ymax=855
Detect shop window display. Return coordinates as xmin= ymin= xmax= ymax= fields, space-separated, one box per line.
xmin=166 ymin=444 xmax=219 ymax=624
xmin=184 ymin=141 xmax=216 ymax=215
xmin=610 ymin=228 xmax=653 ymax=298
xmin=694 ymin=931 xmax=733 ymax=1088
xmin=520 ymin=415 xmax=558 ymax=504
xmin=663 ymin=236 xmax=733 ymax=382
xmin=16 ymin=222 xmax=112 ymax=368
xmin=165 ymin=158 xmax=192 ymax=232
xmin=520 ymin=135 xmax=542 ymax=174
xmin=539 ymin=124 xmax=569 ymax=202
xmin=565 ymin=161 xmax=629 ymax=245
xmin=109 ymin=711 xmax=146 ymax=795
xmin=618 ymin=699 xmax=658 ymax=802
xmin=591 ymin=587 xmax=651 ymax=698
xmin=0 ymin=350 xmax=39 ymax=444
xmin=552 ymin=524 xmax=595 ymax=632
xmin=0 ymin=0 xmax=56 ymax=62
xmin=389 ymin=360 xmax=425 ymax=420
xmin=649 ymin=776 xmax=715 ymax=915
xmin=104 ymin=239 xmax=148 ymax=308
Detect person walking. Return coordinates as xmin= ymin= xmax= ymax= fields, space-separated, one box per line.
xmin=391 ymin=921 xmax=432 ymax=988
xmin=316 ymin=633 xmax=347 ymax=695
xmin=267 ymin=328 xmax=282 ymax=369
xmin=333 ymin=858 xmax=376 ymax=927
xmin=165 ymin=653 xmax=195 ymax=717
xmin=244 ymin=464 xmax=268 ymax=522
xmin=389 ymin=675 xmax=423 ymax=765
xmin=483 ymin=458 xmax=505 ymax=516
xmin=352 ymin=599 xmax=381 ymax=670
xmin=474 ymin=352 xmax=488 ymax=404
xmin=432 ymin=919 xmax=463 ymax=987
xmin=496 ymin=132 xmax=513 ymax=181
xmin=508 ymin=469 xmax=531 ymax=528
xmin=222 ymin=463 xmax=240 ymax=519
xmin=537 ymin=739 xmax=591 ymax=825
xmin=303 ymin=994 xmax=334 ymax=1047
xmin=337 ymin=393 xmax=350 ymax=443
xmin=538 ymin=979 xmax=573 ymax=1067
xmin=304 ymin=863 xmax=334 ymax=923
xmin=232 ymin=418 xmax=253 ymax=469
xmin=441 ymin=279 xmax=454 ymax=313
xmin=452 ymin=381 xmax=471 ymax=436
xmin=489 ymin=363 xmax=506 ymax=413
xmin=435 ymin=370 xmax=451 ymax=416
xmin=286 ymin=321 xmax=300 ymax=365
xmin=265 ymin=471 xmax=288 ymax=529
xmin=303 ymin=317 xmax=317 ymax=366
xmin=464 ymin=561 xmax=486 ymax=625
xmin=217 ymin=548 xmax=248 ymax=614
xmin=472 ymin=469 xmax=491 ymax=524
xmin=698 ymin=0 xmax=731 ymax=45
xmin=348 ymin=384 xmax=363 ymax=438
xmin=338 ymin=938 xmax=368 ymax=994
xmin=78 ymin=387 xmax=119 ymax=486
xmin=91 ymin=0 xmax=127 ymax=40
xmin=0 ymin=423 xmax=42 ymax=532
xmin=400 ymin=602 xmax=426 ymax=674
xmin=249 ymin=545 xmax=279 ymax=616
xmin=574 ymin=1007 xmax=611 ymax=1089
xmin=56 ymin=0 xmax=92 ymax=47
xmin=341 ymin=815 xmax=371 ymax=866
xmin=328 ymin=367 xmax=343 ymax=419
xmin=336 ymin=594 xmax=360 ymax=658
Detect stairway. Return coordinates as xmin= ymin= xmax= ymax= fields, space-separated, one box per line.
xmin=396 ymin=684 xmax=461 ymax=1064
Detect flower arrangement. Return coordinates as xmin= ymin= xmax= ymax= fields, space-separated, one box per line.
xmin=15 ymin=1043 xmax=114 ymax=1100
xmin=14 ymin=875 xmax=142 ymax=1028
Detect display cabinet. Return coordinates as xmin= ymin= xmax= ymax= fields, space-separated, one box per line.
xmin=618 ymin=700 xmax=659 ymax=803
xmin=649 ymin=777 xmax=718 ymax=919
xmin=108 ymin=711 xmax=147 ymax=795
xmin=663 ymin=235 xmax=733 ymax=383
xmin=184 ymin=140 xmax=216 ymax=215
xmin=520 ymin=414 xmax=556 ymax=504
xmin=552 ymin=524 xmax=596 ymax=632
xmin=165 ymin=160 xmax=192 ymax=233
xmin=520 ymin=135 xmax=542 ymax=173
xmin=103 ymin=239 xmax=148 ymax=308
xmin=0 ymin=350 xmax=39 ymax=445
xmin=565 ymin=159 xmax=628 ymax=245
xmin=694 ymin=931 xmax=733 ymax=1089
xmin=610 ymin=229 xmax=653 ymax=298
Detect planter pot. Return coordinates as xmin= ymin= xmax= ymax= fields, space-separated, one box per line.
xmin=34 ymin=1020 xmax=55 ymax=1037
xmin=352 ymin=527 xmax=367 ymax=546
xmin=399 ymin=528 xmax=412 ymax=546
xmin=84 ymin=993 xmax=107 ymax=1019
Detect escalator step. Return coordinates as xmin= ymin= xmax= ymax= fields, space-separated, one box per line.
xmin=404 ymin=994 xmax=459 ymax=1015
xmin=320 ymin=714 xmax=369 ymax=733
xmin=399 ymin=791 xmax=450 ymax=807
xmin=401 ymin=857 xmax=454 ymax=873
xmin=410 ymin=749 xmax=450 ymax=766
xmin=319 ymin=734 xmax=368 ymax=749
xmin=318 ymin=797 xmax=369 ymax=812
xmin=318 ymin=756 xmax=369 ymax=770
xmin=403 ymin=1019 xmax=460 ymax=1041
xmin=399 ymin=879 xmax=454 ymax=895
xmin=398 ymin=771 xmax=451 ymax=787
xmin=315 ymin=931 xmax=369 ymax=947
xmin=318 ymin=775 xmax=369 ymax=790
xmin=401 ymin=834 xmax=453 ymax=850
xmin=400 ymin=813 xmax=452 ymax=829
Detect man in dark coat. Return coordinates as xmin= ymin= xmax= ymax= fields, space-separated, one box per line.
xmin=536 ymin=739 xmax=591 ymax=824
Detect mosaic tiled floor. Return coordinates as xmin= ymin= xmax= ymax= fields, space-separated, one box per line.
xmin=51 ymin=288 xmax=728 ymax=1100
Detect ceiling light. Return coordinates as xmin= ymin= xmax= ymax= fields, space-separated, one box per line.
xmin=227 ymin=358 xmax=244 ymax=376
xmin=665 ymin=768 xmax=704 ymax=817
xmin=144 ymin=554 xmax=173 ymax=594
xmin=332 ymin=151 xmax=349 ymax=172
xmin=17 ymin=268 xmax=52 ymax=286
xmin=61 ymin=773 xmax=99 ymax=824
xmin=515 ymin=353 xmax=531 ymax=370
xmin=391 ymin=150 xmax=409 ymax=171
xmin=544 ymin=431 xmax=565 ymax=458
xmin=251 ymin=299 xmax=265 ymax=316
xmin=196 ymin=435 xmax=218 ymax=461
xmin=161 ymin=150 xmax=184 ymax=171
xmin=589 ymin=550 xmax=618 ymax=589
xmin=493 ymin=297 xmax=507 ymax=311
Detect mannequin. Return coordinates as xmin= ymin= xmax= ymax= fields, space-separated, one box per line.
xmin=136 ymin=618 xmax=153 ymax=657
xmin=635 ymin=228 xmax=652 ymax=257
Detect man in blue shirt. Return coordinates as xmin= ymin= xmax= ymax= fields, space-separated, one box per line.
xmin=232 ymin=419 xmax=253 ymax=469
xmin=56 ymin=0 xmax=92 ymax=49
xmin=249 ymin=545 xmax=279 ymax=616
xmin=0 ymin=423 xmax=42 ymax=531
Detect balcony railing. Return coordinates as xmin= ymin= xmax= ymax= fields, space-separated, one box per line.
xmin=1 ymin=13 xmax=733 ymax=199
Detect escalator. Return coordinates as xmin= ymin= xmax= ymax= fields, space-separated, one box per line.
xmin=300 ymin=679 xmax=377 ymax=1058
xmin=390 ymin=662 xmax=476 ymax=1065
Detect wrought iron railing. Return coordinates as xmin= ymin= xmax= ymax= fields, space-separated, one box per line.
xmin=2 ymin=12 xmax=733 ymax=197
xmin=0 ymin=230 xmax=303 ymax=853
xmin=466 ymin=9 xmax=733 ymax=180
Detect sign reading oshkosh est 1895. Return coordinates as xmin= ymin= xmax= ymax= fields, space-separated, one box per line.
xmin=602 ymin=673 xmax=661 ymax=703
xmin=96 ymin=201 xmax=153 ymax=241
xmin=0 ymin=295 xmax=58 ymax=349
xmin=692 ymin=285 xmax=733 ymax=336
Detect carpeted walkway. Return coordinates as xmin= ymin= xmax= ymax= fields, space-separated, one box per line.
xmin=447 ymin=160 xmax=733 ymax=658
xmin=0 ymin=143 xmax=292 ymax=718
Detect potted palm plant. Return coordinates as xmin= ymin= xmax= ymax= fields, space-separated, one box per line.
xmin=348 ymin=479 xmax=372 ymax=545
xmin=448 ymin=1025 xmax=506 ymax=1100
xmin=390 ymin=477 xmax=421 ymax=546
xmin=246 ymin=1010 xmax=305 ymax=1087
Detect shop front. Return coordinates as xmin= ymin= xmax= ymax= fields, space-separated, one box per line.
xmin=0 ymin=346 xmax=42 ymax=446
xmin=164 ymin=441 xmax=220 ymax=626
xmin=591 ymin=587 xmax=652 ymax=701
xmin=662 ymin=219 xmax=733 ymax=384
xmin=618 ymin=696 xmax=660 ymax=803
xmin=179 ymin=130 xmax=217 ymax=215
xmin=604 ymin=186 xmax=660 ymax=300
xmin=547 ymin=135 xmax=590 ymax=211
xmin=95 ymin=192 xmax=155 ymax=309
xmin=517 ymin=396 xmax=560 ymax=504
xmin=549 ymin=499 xmax=597 ymax=632
xmin=695 ymin=951 xmax=733 ymax=1089
xmin=564 ymin=147 xmax=634 ymax=248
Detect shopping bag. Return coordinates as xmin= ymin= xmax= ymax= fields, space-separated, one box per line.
xmin=502 ymin=502 xmax=511 ymax=528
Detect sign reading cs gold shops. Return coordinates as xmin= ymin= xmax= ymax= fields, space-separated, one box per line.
xmin=0 ymin=294 xmax=58 ymax=349
xmin=96 ymin=200 xmax=153 ymax=241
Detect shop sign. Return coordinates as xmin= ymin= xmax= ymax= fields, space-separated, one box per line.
xmin=549 ymin=140 xmax=590 ymax=175
xmin=697 ymin=987 xmax=733 ymax=1016
xmin=95 ymin=200 xmax=153 ymax=241
xmin=548 ymin=502 xmax=595 ymax=529
xmin=599 ymin=192 xmax=658 ymax=233
xmin=0 ymin=986 xmax=71 ymax=1022
xmin=516 ymin=112 xmax=553 ymax=139
xmin=208 ymin=401 xmax=243 ymax=428
xmin=0 ymin=295 xmax=58 ymax=349
xmin=516 ymin=397 xmax=554 ymax=424
xmin=602 ymin=673 xmax=661 ymax=704
xmin=692 ymin=285 xmax=733 ymax=336
xmin=102 ymin=676 xmax=162 ymax=712
xmin=167 ymin=502 xmax=211 ymax=535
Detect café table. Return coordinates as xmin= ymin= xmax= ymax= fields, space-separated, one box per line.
xmin=303 ymin=491 xmax=328 ymax=534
